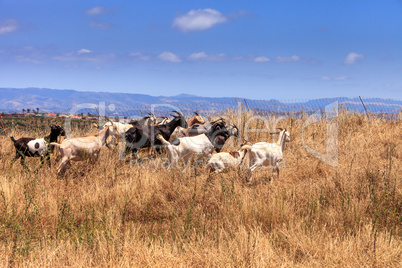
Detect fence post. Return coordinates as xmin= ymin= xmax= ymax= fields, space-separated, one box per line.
xmin=359 ymin=96 xmax=370 ymax=120
xmin=243 ymin=99 xmax=250 ymax=111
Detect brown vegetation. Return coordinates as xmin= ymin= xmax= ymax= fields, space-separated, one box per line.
xmin=0 ymin=111 xmax=400 ymax=267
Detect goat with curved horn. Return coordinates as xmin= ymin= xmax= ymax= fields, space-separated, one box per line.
xmin=172 ymin=111 xmax=183 ymax=117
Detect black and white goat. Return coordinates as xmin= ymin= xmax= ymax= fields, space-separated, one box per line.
xmin=10 ymin=124 xmax=66 ymax=170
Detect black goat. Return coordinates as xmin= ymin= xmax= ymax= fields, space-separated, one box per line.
xmin=125 ymin=111 xmax=188 ymax=158
xmin=184 ymin=118 xmax=227 ymax=137
xmin=211 ymin=124 xmax=239 ymax=152
xmin=10 ymin=124 xmax=66 ymax=171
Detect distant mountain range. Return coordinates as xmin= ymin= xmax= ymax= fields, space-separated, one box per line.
xmin=0 ymin=88 xmax=236 ymax=112
xmin=0 ymin=88 xmax=401 ymax=116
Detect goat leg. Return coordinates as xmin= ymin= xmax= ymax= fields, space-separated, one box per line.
xmin=10 ymin=153 xmax=20 ymax=167
xmin=20 ymin=156 xmax=30 ymax=172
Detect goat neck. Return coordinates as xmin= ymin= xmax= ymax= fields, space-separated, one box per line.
xmin=45 ymin=126 xmax=64 ymax=143
xmin=98 ymin=126 xmax=111 ymax=147
xmin=277 ymin=130 xmax=287 ymax=152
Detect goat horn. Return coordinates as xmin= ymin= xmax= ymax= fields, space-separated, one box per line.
xmin=276 ymin=128 xmax=284 ymax=131
xmin=172 ymin=111 xmax=183 ymax=116
xmin=270 ymin=132 xmax=280 ymax=135
xmin=194 ymin=112 xmax=199 ymax=116
xmin=148 ymin=112 xmax=155 ymax=116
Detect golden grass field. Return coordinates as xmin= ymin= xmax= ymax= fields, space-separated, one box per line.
xmin=0 ymin=111 xmax=401 ymax=267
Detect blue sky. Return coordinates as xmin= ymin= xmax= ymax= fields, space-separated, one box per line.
xmin=0 ymin=0 xmax=401 ymax=100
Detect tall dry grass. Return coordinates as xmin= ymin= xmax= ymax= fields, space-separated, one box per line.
xmin=0 ymin=111 xmax=400 ymax=267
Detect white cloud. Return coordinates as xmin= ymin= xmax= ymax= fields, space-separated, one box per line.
xmin=188 ymin=51 xmax=208 ymax=60
xmin=0 ymin=18 xmax=19 ymax=34
xmin=158 ymin=51 xmax=181 ymax=62
xmin=172 ymin=9 xmax=227 ymax=32
xmin=343 ymin=52 xmax=364 ymax=65
xmin=78 ymin=49 xmax=92 ymax=54
xmin=188 ymin=51 xmax=226 ymax=61
xmin=254 ymin=56 xmax=270 ymax=62
xmin=275 ymin=55 xmax=300 ymax=62
xmin=85 ymin=6 xmax=110 ymax=16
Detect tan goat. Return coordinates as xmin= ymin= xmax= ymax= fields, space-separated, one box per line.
xmin=50 ymin=125 xmax=116 ymax=176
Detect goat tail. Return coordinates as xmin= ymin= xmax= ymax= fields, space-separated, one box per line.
xmin=156 ymin=134 xmax=170 ymax=146
xmin=49 ymin=142 xmax=61 ymax=148
xmin=10 ymin=136 xmax=16 ymax=143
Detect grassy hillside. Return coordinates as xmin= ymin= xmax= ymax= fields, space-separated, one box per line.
xmin=0 ymin=111 xmax=400 ymax=267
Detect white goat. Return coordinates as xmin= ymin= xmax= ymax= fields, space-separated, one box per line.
xmin=241 ymin=128 xmax=290 ymax=180
xmin=207 ymin=147 xmax=249 ymax=174
xmin=156 ymin=123 xmax=236 ymax=169
xmin=156 ymin=134 xmax=215 ymax=169
xmin=50 ymin=125 xmax=116 ymax=175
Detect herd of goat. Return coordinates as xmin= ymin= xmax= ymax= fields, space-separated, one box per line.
xmin=9 ymin=111 xmax=290 ymax=180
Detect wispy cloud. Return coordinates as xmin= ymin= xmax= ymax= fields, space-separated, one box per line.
xmin=321 ymin=76 xmax=347 ymax=81
xmin=253 ymin=56 xmax=270 ymax=63
xmin=129 ymin=52 xmax=151 ymax=61
xmin=85 ymin=6 xmax=112 ymax=16
xmin=343 ymin=52 xmax=364 ymax=65
xmin=188 ymin=51 xmax=226 ymax=61
xmin=275 ymin=55 xmax=300 ymax=62
xmin=0 ymin=18 xmax=19 ymax=35
xmin=54 ymin=49 xmax=115 ymax=62
xmin=158 ymin=51 xmax=181 ymax=62
xmin=172 ymin=9 xmax=227 ymax=32
xmin=0 ymin=46 xmax=46 ymax=64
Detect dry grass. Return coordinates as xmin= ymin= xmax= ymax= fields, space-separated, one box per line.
xmin=0 ymin=112 xmax=401 ymax=267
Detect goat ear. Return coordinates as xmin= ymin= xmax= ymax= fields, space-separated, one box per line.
xmin=277 ymin=128 xmax=284 ymax=131
xmin=269 ymin=132 xmax=280 ymax=135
